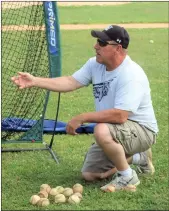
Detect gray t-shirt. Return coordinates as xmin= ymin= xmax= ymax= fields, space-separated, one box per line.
xmin=72 ymin=55 xmax=158 ymax=133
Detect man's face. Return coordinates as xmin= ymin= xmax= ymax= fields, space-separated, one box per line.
xmin=94 ymin=39 xmax=119 ymax=64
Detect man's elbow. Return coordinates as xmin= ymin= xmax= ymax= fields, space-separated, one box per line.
xmin=68 ymin=76 xmax=83 ymax=91
xmin=119 ymin=116 xmax=128 ymax=124
xmin=118 ymin=113 xmax=128 ymax=124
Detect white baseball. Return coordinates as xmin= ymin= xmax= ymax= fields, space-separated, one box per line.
xmin=38 ymin=190 xmax=48 ymax=198
xmin=49 ymin=188 xmax=59 ymax=196
xmin=54 ymin=194 xmax=66 ymax=203
xmin=55 ymin=186 xmax=64 ymax=194
xmin=62 ymin=188 xmax=73 ymax=197
xmin=68 ymin=194 xmax=81 ymax=204
xmin=37 ymin=198 xmax=50 ymax=207
xmin=40 ymin=184 xmax=51 ymax=193
xmin=30 ymin=195 xmax=40 ymax=205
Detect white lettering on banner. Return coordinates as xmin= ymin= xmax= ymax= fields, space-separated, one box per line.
xmin=48 ymin=2 xmax=56 ymax=47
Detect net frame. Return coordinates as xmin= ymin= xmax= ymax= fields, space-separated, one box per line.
xmin=1 ymin=1 xmax=62 ymax=164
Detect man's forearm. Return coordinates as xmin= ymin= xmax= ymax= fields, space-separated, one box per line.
xmin=78 ymin=109 xmax=128 ymax=124
xmin=34 ymin=76 xmax=82 ymax=92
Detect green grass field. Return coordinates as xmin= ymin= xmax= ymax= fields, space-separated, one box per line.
xmin=2 ymin=27 xmax=168 ymax=210
xmin=2 ymin=2 xmax=168 ymax=25
xmin=58 ymin=2 xmax=168 ymax=24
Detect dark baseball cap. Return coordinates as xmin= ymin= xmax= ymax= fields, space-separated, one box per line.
xmin=91 ymin=25 xmax=130 ymax=49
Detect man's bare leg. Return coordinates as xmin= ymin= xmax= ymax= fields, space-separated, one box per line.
xmin=100 ymin=156 xmax=133 ymax=179
xmin=82 ymin=156 xmax=133 ymax=181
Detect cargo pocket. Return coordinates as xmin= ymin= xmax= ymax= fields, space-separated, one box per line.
xmin=130 ymin=129 xmax=150 ymax=153
xmin=116 ymin=128 xmax=132 ymax=154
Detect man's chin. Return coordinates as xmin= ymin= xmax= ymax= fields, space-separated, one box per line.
xmin=96 ymin=57 xmax=103 ymax=64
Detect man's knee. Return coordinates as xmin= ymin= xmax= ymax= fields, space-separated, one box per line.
xmin=81 ymin=172 xmax=97 ymax=182
xmin=94 ymin=123 xmax=112 ymax=144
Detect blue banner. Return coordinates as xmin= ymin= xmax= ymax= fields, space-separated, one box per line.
xmin=43 ymin=1 xmax=61 ymax=77
xmin=44 ymin=2 xmax=58 ymax=55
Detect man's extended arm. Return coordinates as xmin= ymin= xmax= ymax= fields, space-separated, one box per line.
xmin=33 ymin=76 xmax=83 ymax=92
xmin=11 ymin=72 xmax=83 ymax=92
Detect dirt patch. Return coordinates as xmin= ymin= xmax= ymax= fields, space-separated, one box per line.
xmin=2 ymin=23 xmax=168 ymax=32
xmin=60 ymin=23 xmax=169 ymax=30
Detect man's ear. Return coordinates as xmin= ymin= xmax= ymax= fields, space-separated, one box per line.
xmin=116 ymin=45 xmax=123 ymax=52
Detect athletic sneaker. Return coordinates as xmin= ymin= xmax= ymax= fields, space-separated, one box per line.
xmin=136 ymin=148 xmax=155 ymax=175
xmin=100 ymin=169 xmax=140 ymax=191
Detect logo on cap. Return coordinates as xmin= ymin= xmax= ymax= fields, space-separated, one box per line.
xmin=104 ymin=25 xmax=113 ymax=31
xmin=116 ymin=38 xmax=121 ymax=43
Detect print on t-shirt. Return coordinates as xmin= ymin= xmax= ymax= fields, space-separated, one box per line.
xmin=93 ymin=79 xmax=114 ymax=102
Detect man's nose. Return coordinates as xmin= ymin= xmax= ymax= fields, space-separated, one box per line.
xmin=94 ymin=42 xmax=99 ymax=49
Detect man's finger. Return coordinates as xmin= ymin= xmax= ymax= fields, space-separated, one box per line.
xmin=66 ymin=125 xmax=77 ymax=135
xmin=18 ymin=72 xmax=26 ymax=76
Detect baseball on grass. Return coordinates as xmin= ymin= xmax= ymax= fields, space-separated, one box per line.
xmin=30 ymin=195 xmax=40 ymax=205
xmin=149 ymin=40 xmax=154 ymax=44
xmin=49 ymin=188 xmax=59 ymax=196
xmin=54 ymin=194 xmax=66 ymax=203
xmin=124 ymin=184 xmax=136 ymax=192
xmin=68 ymin=194 xmax=81 ymax=204
xmin=55 ymin=186 xmax=64 ymax=194
xmin=37 ymin=198 xmax=50 ymax=207
xmin=106 ymin=185 xmax=116 ymax=192
xmin=73 ymin=183 xmax=83 ymax=194
xmin=40 ymin=184 xmax=51 ymax=193
xmin=63 ymin=188 xmax=73 ymax=197
xmin=74 ymin=192 xmax=83 ymax=200
xmin=38 ymin=190 xmax=48 ymax=198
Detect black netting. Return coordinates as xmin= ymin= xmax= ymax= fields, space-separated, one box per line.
xmin=2 ymin=2 xmax=49 ymax=142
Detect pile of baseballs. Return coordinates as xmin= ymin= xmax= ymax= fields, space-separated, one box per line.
xmin=30 ymin=183 xmax=83 ymax=207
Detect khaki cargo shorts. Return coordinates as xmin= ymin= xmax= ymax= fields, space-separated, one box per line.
xmin=81 ymin=120 xmax=157 ymax=173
